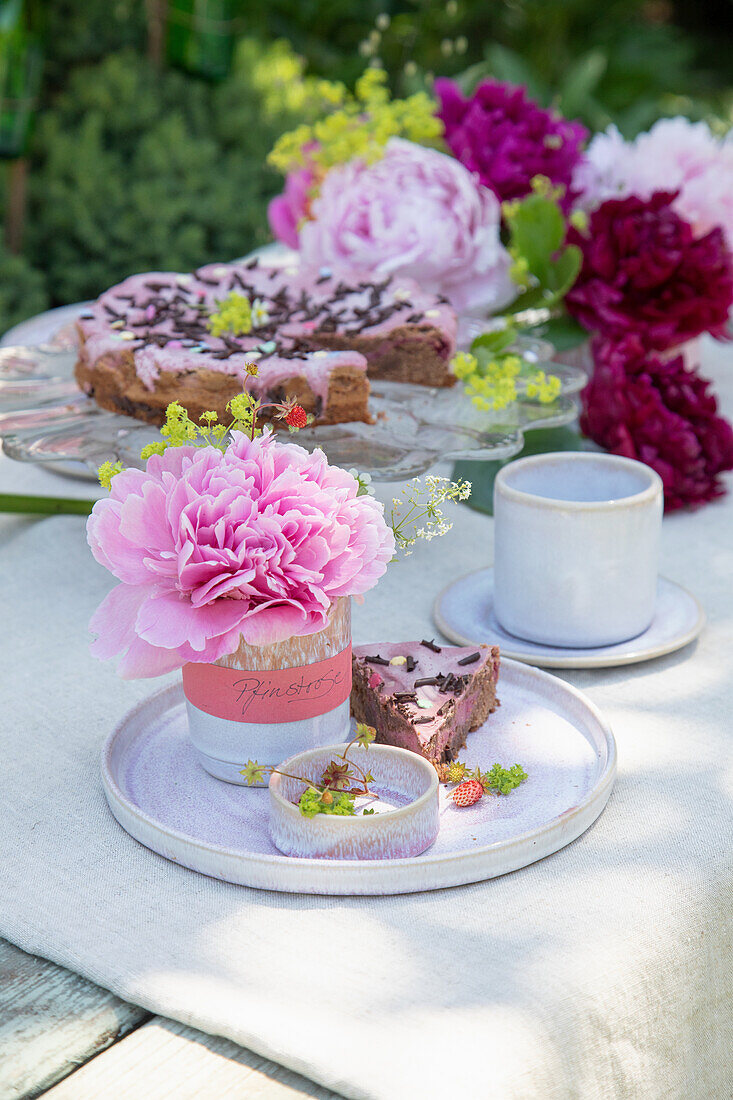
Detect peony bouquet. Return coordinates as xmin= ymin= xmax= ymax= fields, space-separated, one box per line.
xmin=266 ymin=65 xmax=733 ymax=510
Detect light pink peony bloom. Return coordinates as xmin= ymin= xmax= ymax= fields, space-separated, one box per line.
xmin=298 ymin=138 xmax=516 ymax=313
xmin=87 ymin=433 xmax=394 ymax=678
xmin=267 ymin=165 xmax=314 ymax=249
xmin=574 ymin=119 xmax=733 ymax=251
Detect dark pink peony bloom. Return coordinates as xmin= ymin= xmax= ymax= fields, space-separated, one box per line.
xmin=435 ymin=77 xmax=587 ymax=209
xmin=580 ymin=334 xmax=733 ymax=510
xmin=267 ymin=165 xmax=314 ymax=249
xmin=566 ymin=191 xmax=733 ymax=349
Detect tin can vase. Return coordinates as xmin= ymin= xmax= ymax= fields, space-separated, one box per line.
xmin=182 ymin=598 xmax=352 ymax=784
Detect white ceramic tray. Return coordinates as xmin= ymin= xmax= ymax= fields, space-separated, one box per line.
xmin=434 ymin=567 xmax=706 ymax=669
xmin=101 ymin=659 xmax=616 ymax=895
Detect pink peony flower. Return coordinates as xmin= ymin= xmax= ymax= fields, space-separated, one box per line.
xmin=574 ymin=119 xmax=733 ymax=251
xmin=267 ymin=165 xmax=314 ymax=249
xmin=566 ymin=191 xmax=733 ymax=349
xmin=581 ymin=334 xmax=733 ymax=510
xmin=87 ymin=432 xmax=395 ymax=678
xmin=298 ymin=138 xmax=515 ymax=314
xmin=435 ymin=77 xmax=587 ymax=210
xmin=571 ymin=124 xmax=631 ymax=207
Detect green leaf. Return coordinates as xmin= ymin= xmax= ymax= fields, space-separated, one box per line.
xmin=471 ymin=327 xmax=517 ymax=356
xmin=508 ymin=243 xmax=582 ymax=316
xmin=483 ymin=44 xmax=547 ymax=103
xmin=297 ymin=787 xmax=356 ymax=818
xmin=537 ymin=315 xmax=588 ymax=353
xmin=546 ymin=245 xmax=582 ymax=299
xmin=483 ymin=763 xmax=528 ymax=796
xmin=298 ymin=788 xmax=325 ymax=818
xmin=508 ymin=194 xmax=566 ymax=286
xmin=559 ymin=51 xmax=608 ymax=118
xmin=452 ymin=60 xmax=493 ymax=96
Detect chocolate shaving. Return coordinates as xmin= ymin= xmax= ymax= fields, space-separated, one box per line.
xmin=406 ymin=656 xmax=417 ymax=673
xmin=414 ymin=717 xmax=434 ymax=724
xmin=413 ymin=676 xmax=439 ymax=688
xmin=363 ymin=655 xmax=389 ymax=666
xmin=420 ymin=639 xmax=442 ymax=653
xmin=231 ymin=272 xmax=252 ymax=292
xmin=393 ymin=691 xmax=417 ymax=702
xmin=457 ymin=651 xmax=481 ymax=666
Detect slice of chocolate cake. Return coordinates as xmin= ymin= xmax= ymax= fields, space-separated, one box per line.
xmin=351 ymin=640 xmax=500 ymax=765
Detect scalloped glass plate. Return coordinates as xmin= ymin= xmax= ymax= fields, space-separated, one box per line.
xmin=0 ymin=319 xmax=585 ymax=483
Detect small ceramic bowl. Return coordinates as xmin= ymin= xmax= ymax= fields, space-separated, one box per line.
xmin=268 ymin=744 xmax=439 ymax=860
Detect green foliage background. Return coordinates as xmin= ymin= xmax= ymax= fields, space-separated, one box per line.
xmin=0 ymin=0 xmax=731 ymax=333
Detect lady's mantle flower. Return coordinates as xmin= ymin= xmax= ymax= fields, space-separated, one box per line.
xmin=208 ymin=292 xmax=253 ymax=338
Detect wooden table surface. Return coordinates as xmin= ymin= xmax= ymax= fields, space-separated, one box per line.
xmin=0 ymin=940 xmax=343 ymax=1100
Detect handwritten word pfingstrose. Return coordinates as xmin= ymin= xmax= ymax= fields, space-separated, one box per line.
xmin=182 ymin=646 xmax=352 ymax=724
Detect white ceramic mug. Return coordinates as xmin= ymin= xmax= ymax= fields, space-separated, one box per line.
xmin=493 ymin=453 xmax=663 ymax=648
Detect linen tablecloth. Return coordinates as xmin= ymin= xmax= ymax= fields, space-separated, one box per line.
xmin=1 ymin=339 xmax=731 ymax=1100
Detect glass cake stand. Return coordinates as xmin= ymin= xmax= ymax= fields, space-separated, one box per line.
xmin=0 ymin=308 xmax=586 ymax=483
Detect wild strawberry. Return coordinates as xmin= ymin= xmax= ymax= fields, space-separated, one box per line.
xmin=452 ymin=779 xmax=484 ymax=807
xmin=285 ymin=405 xmax=308 ymax=429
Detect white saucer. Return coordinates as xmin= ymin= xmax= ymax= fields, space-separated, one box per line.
xmin=434 ymin=568 xmax=705 ymax=669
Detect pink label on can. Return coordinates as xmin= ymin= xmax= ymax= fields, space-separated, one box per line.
xmin=182 ymin=645 xmax=352 ymax=724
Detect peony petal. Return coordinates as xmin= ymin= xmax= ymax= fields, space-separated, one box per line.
xmin=89 ymin=583 xmax=151 ymax=659
xmin=135 ymin=590 xmax=251 ymax=653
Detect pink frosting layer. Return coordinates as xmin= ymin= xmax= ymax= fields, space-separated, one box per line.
xmin=78 ymin=259 xmax=457 ymax=403
xmin=353 ymin=640 xmax=498 ymax=748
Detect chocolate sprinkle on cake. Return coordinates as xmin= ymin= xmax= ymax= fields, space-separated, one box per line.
xmin=457 ymin=651 xmax=481 ymax=666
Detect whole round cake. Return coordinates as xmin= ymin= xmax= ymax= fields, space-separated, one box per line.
xmin=75 ymin=257 xmax=458 ymax=426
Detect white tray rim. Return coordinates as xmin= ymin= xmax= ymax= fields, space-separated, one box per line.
xmin=100 ymin=659 xmax=617 ymax=895
xmin=434 ymin=568 xmax=706 ymax=669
